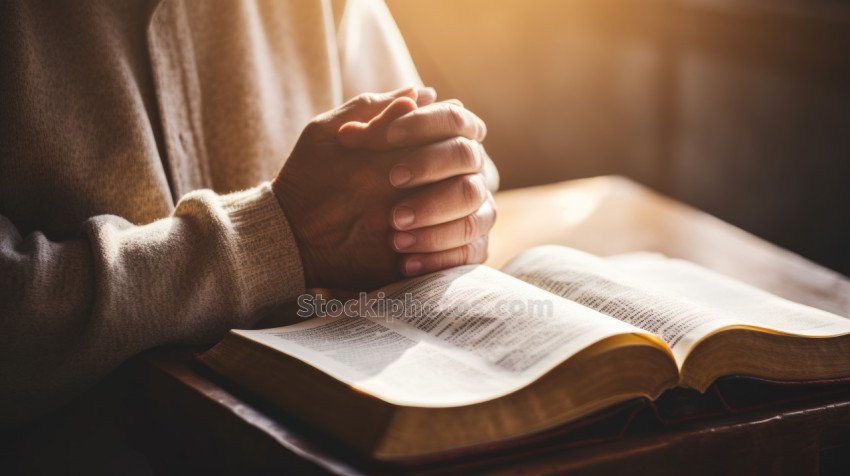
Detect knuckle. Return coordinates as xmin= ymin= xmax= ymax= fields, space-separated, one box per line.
xmin=447 ymin=105 xmax=467 ymax=132
xmin=478 ymin=119 xmax=488 ymax=139
xmin=452 ymin=137 xmax=479 ymax=170
xmin=306 ymin=117 xmax=322 ymax=131
xmin=459 ymin=174 xmax=486 ymax=207
xmin=462 ymin=213 xmax=479 ymax=243
xmin=303 ymin=119 xmax=324 ymax=138
xmin=354 ymin=93 xmax=374 ymax=108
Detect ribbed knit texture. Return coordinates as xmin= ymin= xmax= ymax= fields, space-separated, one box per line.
xmin=216 ymin=184 xmax=305 ymax=318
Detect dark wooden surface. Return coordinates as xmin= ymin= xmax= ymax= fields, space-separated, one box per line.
xmin=134 ymin=176 xmax=850 ymax=474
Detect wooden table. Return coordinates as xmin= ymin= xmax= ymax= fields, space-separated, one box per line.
xmin=133 ymin=176 xmax=850 ymax=474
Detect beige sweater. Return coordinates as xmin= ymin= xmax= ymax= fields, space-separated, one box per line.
xmin=0 ymin=0 xmax=421 ymax=424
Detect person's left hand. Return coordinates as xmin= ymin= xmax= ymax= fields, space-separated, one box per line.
xmin=338 ymin=88 xmax=499 ymax=277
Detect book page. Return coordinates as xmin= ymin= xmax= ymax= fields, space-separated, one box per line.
xmin=237 ymin=265 xmax=657 ymax=407
xmin=609 ymin=252 xmax=850 ymax=335
xmin=503 ymin=246 xmax=850 ymax=365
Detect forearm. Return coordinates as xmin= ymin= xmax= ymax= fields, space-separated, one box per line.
xmin=0 ymin=183 xmax=304 ymax=425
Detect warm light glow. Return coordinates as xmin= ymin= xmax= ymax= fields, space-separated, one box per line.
xmin=554 ymin=189 xmax=599 ymax=226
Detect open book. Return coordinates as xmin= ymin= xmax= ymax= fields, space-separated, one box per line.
xmin=201 ymin=245 xmax=850 ymax=460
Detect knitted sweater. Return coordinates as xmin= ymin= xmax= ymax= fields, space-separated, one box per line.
xmin=0 ymin=0 xmax=421 ymax=424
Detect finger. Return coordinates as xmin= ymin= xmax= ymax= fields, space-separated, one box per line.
xmin=391 ymin=195 xmax=496 ymax=253
xmin=388 ymin=137 xmax=482 ymax=188
xmin=398 ymin=236 xmax=489 ymax=276
xmin=338 ymin=97 xmax=418 ymax=148
xmin=416 ymin=87 xmax=437 ymax=107
xmin=389 ymin=173 xmax=488 ymax=231
xmin=311 ymin=87 xmax=418 ymax=136
xmin=481 ymin=148 xmax=500 ymax=192
xmin=386 ymin=102 xmax=487 ymax=146
xmin=337 ymin=86 xmax=438 ymax=148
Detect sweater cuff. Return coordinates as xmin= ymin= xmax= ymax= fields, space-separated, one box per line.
xmin=219 ymin=183 xmax=305 ymax=316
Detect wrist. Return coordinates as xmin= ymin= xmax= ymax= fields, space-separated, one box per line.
xmin=213 ymin=183 xmax=305 ymax=318
xmin=270 ymin=175 xmax=322 ymax=289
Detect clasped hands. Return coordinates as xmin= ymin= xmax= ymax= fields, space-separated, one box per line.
xmin=272 ymin=87 xmax=497 ymax=290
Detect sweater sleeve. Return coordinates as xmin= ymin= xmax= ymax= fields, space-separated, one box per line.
xmin=0 ymin=183 xmax=304 ymax=425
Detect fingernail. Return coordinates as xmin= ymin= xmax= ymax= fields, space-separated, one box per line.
xmin=405 ymin=259 xmax=423 ymax=275
xmin=393 ymin=206 xmax=415 ymax=228
xmin=394 ymin=232 xmax=416 ymax=249
xmin=387 ymin=126 xmax=408 ymax=144
xmin=389 ymin=166 xmax=412 ymax=187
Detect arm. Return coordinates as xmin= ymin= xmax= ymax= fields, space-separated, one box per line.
xmin=0 ymin=185 xmax=303 ymax=425
xmin=2 ymin=86 xmax=481 ymax=425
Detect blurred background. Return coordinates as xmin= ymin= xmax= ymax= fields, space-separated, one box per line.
xmin=385 ymin=0 xmax=850 ymax=275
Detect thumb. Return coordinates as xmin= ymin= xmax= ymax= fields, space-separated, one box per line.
xmin=337 ymin=96 xmax=418 ymax=150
